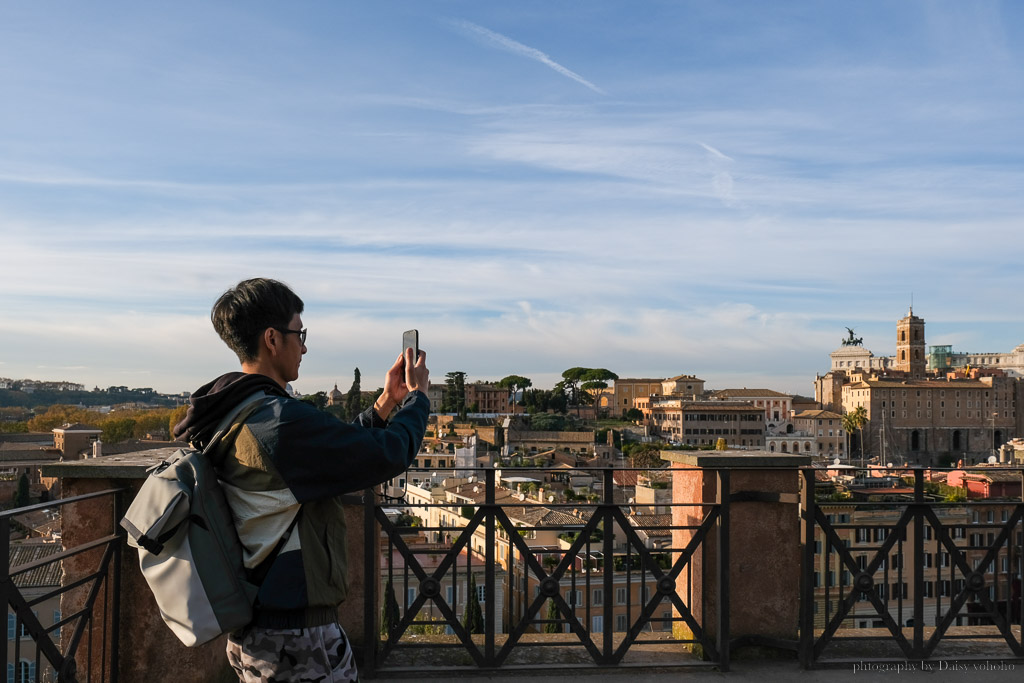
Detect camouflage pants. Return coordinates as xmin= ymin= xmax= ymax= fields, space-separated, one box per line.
xmin=226 ymin=622 xmax=358 ymax=682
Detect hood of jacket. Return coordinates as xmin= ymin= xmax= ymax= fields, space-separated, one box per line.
xmin=173 ymin=372 xmax=289 ymax=448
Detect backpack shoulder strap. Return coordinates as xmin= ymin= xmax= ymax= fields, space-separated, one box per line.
xmin=201 ymin=391 xmax=271 ymax=455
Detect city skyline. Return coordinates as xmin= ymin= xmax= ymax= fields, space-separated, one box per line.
xmin=2 ymin=2 xmax=1023 ymax=396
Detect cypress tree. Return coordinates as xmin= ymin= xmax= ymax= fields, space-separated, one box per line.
xmin=462 ymin=573 xmax=484 ymax=634
xmin=381 ymin=578 xmax=400 ymax=637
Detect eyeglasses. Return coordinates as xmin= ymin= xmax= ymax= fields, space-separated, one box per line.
xmin=274 ymin=327 xmax=307 ymax=345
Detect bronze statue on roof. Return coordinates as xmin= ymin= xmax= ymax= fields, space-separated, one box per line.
xmin=842 ymin=327 xmax=863 ymax=346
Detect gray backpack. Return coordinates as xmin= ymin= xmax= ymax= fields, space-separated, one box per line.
xmin=120 ymin=392 xmax=291 ymax=646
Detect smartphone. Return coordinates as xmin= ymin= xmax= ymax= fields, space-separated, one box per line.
xmin=402 ymin=329 xmax=419 ymax=363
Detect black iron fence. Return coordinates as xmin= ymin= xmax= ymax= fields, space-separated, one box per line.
xmin=363 ymin=467 xmax=727 ymax=676
xmin=801 ymin=466 xmax=1024 ymax=666
xmin=2 ymin=489 xmax=123 ymax=683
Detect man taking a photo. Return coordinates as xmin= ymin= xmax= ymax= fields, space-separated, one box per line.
xmin=174 ymin=277 xmax=429 ymax=682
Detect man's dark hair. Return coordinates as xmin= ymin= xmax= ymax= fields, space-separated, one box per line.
xmin=211 ymin=278 xmax=304 ymax=363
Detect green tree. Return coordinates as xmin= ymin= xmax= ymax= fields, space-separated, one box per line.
xmin=345 ymin=368 xmax=362 ymax=421
xmin=522 ymin=387 xmax=568 ymax=415
xmin=443 ymin=372 xmax=467 ymax=418
xmin=27 ymin=405 xmax=92 ymax=432
xmin=842 ymin=406 xmax=868 ymax=464
xmin=625 ymin=442 xmax=663 ymax=469
xmin=132 ymin=409 xmax=174 ymax=439
xmin=301 ymin=391 xmax=329 ymax=411
xmin=169 ymin=404 xmax=188 ymax=440
xmin=530 ymin=413 xmax=568 ymax=432
xmin=496 ymin=375 xmax=532 ymax=415
xmin=380 ymin=579 xmax=400 ymax=637
xmin=560 ymin=368 xmax=589 ymax=413
xmin=544 ymin=599 xmax=560 ymax=634
xmin=102 ymin=417 xmax=136 ymax=444
xmin=13 ymin=473 xmax=30 ymax=508
xmin=624 ymin=408 xmax=644 ymax=422
xmin=580 ymin=369 xmax=618 ymax=413
xmin=462 ymin=573 xmax=484 ymax=634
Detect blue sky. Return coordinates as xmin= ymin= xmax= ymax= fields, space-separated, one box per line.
xmin=1 ymin=1 xmax=1022 ymax=397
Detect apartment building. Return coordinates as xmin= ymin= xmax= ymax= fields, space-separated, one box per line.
xmin=782 ymin=409 xmax=846 ymax=459
xmin=465 ymin=383 xmax=511 ymax=414
xmin=709 ymin=389 xmax=793 ymax=426
xmin=841 ymin=376 xmax=1018 ymax=463
xmin=648 ymin=397 xmax=765 ymax=448
xmin=611 ymin=376 xmax=706 ymax=415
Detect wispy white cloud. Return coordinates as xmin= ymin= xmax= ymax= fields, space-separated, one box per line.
xmin=451 ymin=20 xmax=606 ymax=95
xmin=2 ymin=2 xmax=1023 ymax=394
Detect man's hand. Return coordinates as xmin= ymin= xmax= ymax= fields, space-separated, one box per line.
xmin=374 ymin=348 xmax=429 ymax=419
xmin=404 ymin=347 xmax=429 ymax=394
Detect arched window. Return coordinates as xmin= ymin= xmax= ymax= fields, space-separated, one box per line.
xmin=911 ymin=430 xmax=920 ymax=451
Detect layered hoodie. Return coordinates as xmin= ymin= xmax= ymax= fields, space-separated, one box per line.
xmin=174 ymin=372 xmax=429 ymax=626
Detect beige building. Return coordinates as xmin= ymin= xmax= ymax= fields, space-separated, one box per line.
xmin=648 ymin=397 xmax=765 ymax=448
xmin=710 ymin=389 xmax=793 ymax=426
xmin=465 ymin=383 xmax=511 ymax=414
xmin=51 ymin=423 xmax=102 ymax=460
xmin=789 ymin=409 xmax=846 ymax=458
xmin=612 ymin=376 xmax=706 ymax=416
xmin=612 ymin=379 xmax=666 ymax=415
xmin=818 ymin=310 xmax=1024 ymax=463
xmin=841 ymin=376 xmax=1018 ymax=463
xmin=951 ymin=344 xmax=1024 ymax=377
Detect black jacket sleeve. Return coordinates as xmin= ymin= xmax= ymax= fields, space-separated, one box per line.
xmin=251 ymin=390 xmax=430 ymax=502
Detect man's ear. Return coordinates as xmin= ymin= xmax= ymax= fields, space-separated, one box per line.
xmin=262 ymin=327 xmax=280 ymax=357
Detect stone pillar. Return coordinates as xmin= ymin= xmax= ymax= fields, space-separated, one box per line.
xmin=663 ymin=451 xmax=809 ymax=658
xmin=41 ymin=451 xmax=376 ymax=682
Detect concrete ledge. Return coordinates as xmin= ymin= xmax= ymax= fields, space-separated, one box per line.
xmin=39 ymin=449 xmax=176 ymax=479
xmin=661 ymin=450 xmax=812 ymax=468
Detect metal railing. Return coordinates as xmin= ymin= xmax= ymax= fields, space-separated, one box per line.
xmin=800 ymin=466 xmax=1024 ymax=666
xmin=2 ymin=489 xmax=123 ymax=683
xmin=363 ymin=467 xmax=728 ymax=676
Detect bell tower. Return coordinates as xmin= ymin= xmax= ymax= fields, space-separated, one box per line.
xmin=895 ymin=308 xmax=926 ymax=378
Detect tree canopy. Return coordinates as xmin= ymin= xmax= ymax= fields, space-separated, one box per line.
xmin=496 ymin=375 xmax=532 ymax=413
